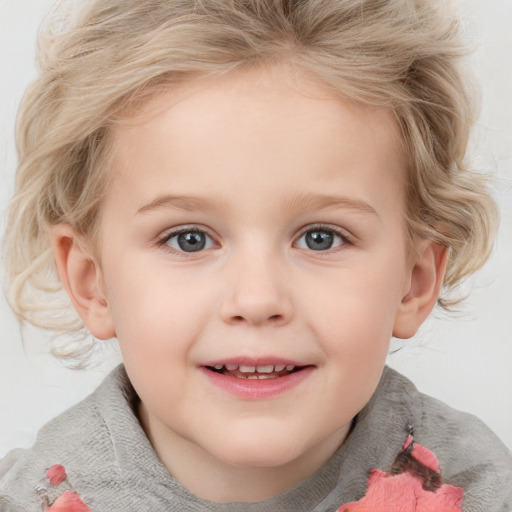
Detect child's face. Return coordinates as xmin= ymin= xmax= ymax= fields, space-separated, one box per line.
xmin=89 ymin=67 xmax=423 ymax=491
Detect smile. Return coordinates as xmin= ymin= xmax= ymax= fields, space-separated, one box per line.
xmin=206 ymin=363 xmax=302 ymax=379
xmin=200 ymin=360 xmax=314 ymax=399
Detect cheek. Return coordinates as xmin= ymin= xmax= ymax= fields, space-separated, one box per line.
xmin=311 ymin=259 xmax=406 ymax=329
xmin=306 ymin=253 xmax=408 ymax=360
xmin=102 ymin=256 xmax=217 ymax=353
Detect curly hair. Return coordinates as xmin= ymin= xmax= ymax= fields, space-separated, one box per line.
xmin=3 ymin=0 xmax=499 ymax=363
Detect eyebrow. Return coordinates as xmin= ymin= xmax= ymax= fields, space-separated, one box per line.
xmin=136 ymin=192 xmax=378 ymax=217
xmin=285 ymin=193 xmax=378 ymax=217
xmin=136 ymin=194 xmax=220 ymax=215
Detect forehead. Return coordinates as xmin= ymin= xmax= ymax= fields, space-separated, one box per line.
xmin=106 ymin=66 xmax=405 ymax=216
xmin=114 ymin=66 xmax=400 ymax=147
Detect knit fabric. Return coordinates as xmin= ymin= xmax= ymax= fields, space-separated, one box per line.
xmin=1 ymin=365 xmax=511 ymax=512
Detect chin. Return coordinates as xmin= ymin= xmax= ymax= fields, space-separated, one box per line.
xmin=223 ymin=451 xmax=302 ymax=469
xmin=209 ymin=434 xmax=308 ymax=469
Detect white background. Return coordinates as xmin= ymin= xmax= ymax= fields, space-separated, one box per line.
xmin=1 ymin=0 xmax=511 ymax=458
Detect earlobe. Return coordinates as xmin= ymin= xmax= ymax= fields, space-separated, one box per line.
xmin=392 ymin=241 xmax=448 ymax=339
xmin=49 ymin=224 xmax=116 ymax=340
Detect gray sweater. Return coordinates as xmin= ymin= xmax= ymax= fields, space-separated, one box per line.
xmin=1 ymin=365 xmax=511 ymax=511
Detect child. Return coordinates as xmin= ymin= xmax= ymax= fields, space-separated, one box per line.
xmin=1 ymin=0 xmax=511 ymax=510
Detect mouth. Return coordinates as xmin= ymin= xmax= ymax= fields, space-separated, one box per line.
xmin=204 ymin=363 xmax=305 ymax=380
xmin=200 ymin=359 xmax=314 ymax=398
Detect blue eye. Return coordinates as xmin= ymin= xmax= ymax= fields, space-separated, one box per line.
xmin=163 ymin=229 xmax=215 ymax=253
xmin=296 ymin=228 xmax=346 ymax=251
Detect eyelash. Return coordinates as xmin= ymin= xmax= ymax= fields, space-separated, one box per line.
xmin=295 ymin=224 xmax=354 ymax=253
xmin=156 ymin=225 xmax=216 ymax=255
xmin=156 ymin=223 xmax=354 ymax=256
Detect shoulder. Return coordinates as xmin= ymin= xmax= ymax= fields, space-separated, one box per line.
xmin=417 ymin=391 xmax=512 ymax=510
xmin=0 ymin=450 xmax=28 ymax=512
xmin=383 ymin=367 xmax=512 ymax=511
xmin=0 ymin=365 xmax=133 ymax=511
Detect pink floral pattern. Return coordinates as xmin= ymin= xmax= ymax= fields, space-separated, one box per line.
xmin=45 ymin=491 xmax=91 ymax=512
xmin=338 ymin=434 xmax=464 ymax=511
xmin=46 ymin=465 xmax=67 ymax=486
xmin=39 ymin=464 xmax=91 ymax=512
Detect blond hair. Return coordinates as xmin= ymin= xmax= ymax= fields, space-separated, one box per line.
xmin=3 ymin=0 xmax=499 ymax=363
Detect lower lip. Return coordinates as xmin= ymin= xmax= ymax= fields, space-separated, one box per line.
xmin=200 ymin=367 xmax=314 ymax=400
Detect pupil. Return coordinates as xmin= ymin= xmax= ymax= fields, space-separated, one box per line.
xmin=178 ymin=232 xmax=206 ymax=252
xmin=306 ymin=230 xmax=334 ymax=251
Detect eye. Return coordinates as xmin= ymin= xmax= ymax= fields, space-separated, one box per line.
xmin=161 ymin=229 xmax=215 ymax=253
xmin=295 ymin=227 xmax=347 ymax=251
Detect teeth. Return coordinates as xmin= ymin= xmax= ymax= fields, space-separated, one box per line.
xmin=256 ymin=365 xmax=274 ymax=373
xmin=212 ymin=363 xmax=299 ymax=375
xmin=236 ymin=374 xmax=276 ymax=380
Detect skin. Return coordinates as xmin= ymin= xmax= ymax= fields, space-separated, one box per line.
xmin=51 ymin=66 xmax=446 ymax=503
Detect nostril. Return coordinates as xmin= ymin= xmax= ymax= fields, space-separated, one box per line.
xmin=230 ymin=314 xmax=285 ymax=325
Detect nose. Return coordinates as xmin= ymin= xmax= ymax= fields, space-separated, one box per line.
xmin=220 ymin=249 xmax=293 ymax=327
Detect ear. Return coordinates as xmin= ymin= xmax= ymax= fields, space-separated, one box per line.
xmin=392 ymin=241 xmax=448 ymax=339
xmin=49 ymin=224 xmax=116 ymax=340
